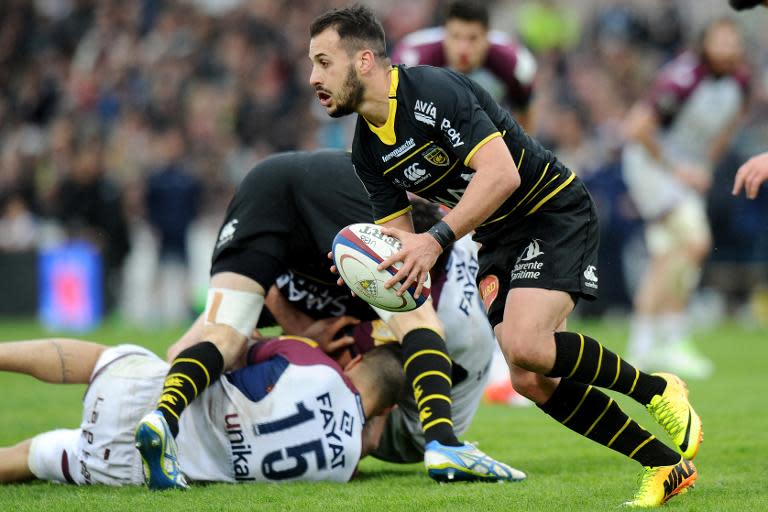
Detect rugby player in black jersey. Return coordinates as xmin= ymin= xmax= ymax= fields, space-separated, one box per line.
xmin=309 ymin=5 xmax=702 ymax=506
xmin=134 ymin=150 xmax=524 ymax=489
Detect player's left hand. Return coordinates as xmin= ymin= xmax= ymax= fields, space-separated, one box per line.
xmin=328 ymin=251 xmax=357 ymax=296
xmin=300 ymin=316 xmax=359 ymax=354
xmin=378 ymin=227 xmax=441 ymax=298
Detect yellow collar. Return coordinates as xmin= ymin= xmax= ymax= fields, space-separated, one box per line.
xmin=364 ymin=67 xmax=399 ymax=146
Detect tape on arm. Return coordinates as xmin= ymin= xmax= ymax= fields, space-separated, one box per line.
xmin=204 ymin=288 xmax=265 ymax=338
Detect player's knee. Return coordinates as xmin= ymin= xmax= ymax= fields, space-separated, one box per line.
xmin=687 ymin=236 xmax=711 ymax=261
xmin=508 ymin=367 xmax=545 ymax=401
xmin=498 ymin=327 xmax=543 ymax=370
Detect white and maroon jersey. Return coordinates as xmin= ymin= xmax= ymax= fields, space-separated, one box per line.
xmin=178 ymin=336 xmax=364 ymax=483
xmin=648 ymin=51 xmax=749 ymax=166
xmin=28 ymin=341 xmax=363 ymax=486
xmin=623 ymin=51 xmax=749 ymax=218
xmin=391 ymin=27 xmax=537 ymax=109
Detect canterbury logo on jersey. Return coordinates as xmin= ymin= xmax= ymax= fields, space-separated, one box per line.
xmin=583 ymin=265 xmax=598 ymax=289
xmin=403 ymin=162 xmax=430 ymax=183
xmin=217 ymin=219 xmax=238 ymax=249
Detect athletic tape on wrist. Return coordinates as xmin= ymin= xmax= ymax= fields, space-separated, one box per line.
xmin=204 ymin=288 xmax=265 ymax=338
xmin=428 ymin=220 xmax=456 ymax=250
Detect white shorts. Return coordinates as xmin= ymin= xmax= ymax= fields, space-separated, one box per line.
xmin=645 ymin=197 xmax=711 ymax=255
xmin=28 ymin=345 xmax=168 ymax=485
xmin=622 ymin=144 xmax=693 ymax=220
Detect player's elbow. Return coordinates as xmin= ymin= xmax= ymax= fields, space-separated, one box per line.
xmin=499 ymin=167 xmax=520 ymax=197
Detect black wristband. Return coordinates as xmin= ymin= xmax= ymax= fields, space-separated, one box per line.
xmin=427 ymin=220 xmax=456 ymax=250
xmin=729 ymin=0 xmax=763 ymax=10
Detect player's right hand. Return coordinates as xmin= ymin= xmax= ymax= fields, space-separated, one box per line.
xmin=733 ymin=152 xmax=768 ymax=199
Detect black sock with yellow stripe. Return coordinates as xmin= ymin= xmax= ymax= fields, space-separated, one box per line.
xmin=540 ymin=379 xmax=680 ymax=467
xmin=548 ymin=332 xmax=666 ymax=405
xmin=402 ymin=328 xmax=461 ymax=447
xmin=157 ymin=341 xmax=224 ymax=437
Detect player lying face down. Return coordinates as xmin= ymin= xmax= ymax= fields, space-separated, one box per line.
xmin=0 ymin=321 xmax=403 ymax=485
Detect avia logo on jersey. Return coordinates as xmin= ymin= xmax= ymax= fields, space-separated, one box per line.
xmin=403 ymin=162 xmax=430 ymax=184
xmin=511 ymin=240 xmax=544 ymax=281
xmin=440 ymin=119 xmax=465 ymax=148
xmin=381 ymin=138 xmax=416 ymax=162
xmin=583 ymin=265 xmax=598 ymax=289
xmin=423 ymin=146 xmax=450 ymax=167
xmin=414 ymin=99 xmax=437 ymax=126
xmin=216 ymin=219 xmax=239 ymax=249
xmin=225 ymin=413 xmax=255 ymax=481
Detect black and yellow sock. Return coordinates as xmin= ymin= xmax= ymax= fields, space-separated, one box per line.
xmin=548 ymin=332 xmax=666 ymax=405
xmin=402 ymin=328 xmax=461 ymax=447
xmin=540 ymin=379 xmax=680 ymax=467
xmin=157 ymin=341 xmax=224 ymax=437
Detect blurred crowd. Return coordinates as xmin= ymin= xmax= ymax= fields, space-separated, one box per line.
xmin=0 ymin=0 xmax=766 ymax=326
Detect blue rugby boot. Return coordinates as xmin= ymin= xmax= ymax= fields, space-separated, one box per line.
xmin=135 ymin=411 xmax=188 ymax=490
xmin=424 ymin=441 xmax=526 ymax=483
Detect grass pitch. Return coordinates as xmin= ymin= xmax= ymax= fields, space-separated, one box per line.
xmin=0 ymin=319 xmax=765 ymax=511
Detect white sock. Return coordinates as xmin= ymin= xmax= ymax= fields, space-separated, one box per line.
xmin=488 ymin=345 xmax=511 ymax=384
xmin=627 ymin=314 xmax=656 ymax=360
xmin=658 ymin=312 xmax=690 ymax=349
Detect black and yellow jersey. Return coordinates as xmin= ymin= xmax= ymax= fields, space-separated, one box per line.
xmin=351 ymin=65 xmax=575 ymax=241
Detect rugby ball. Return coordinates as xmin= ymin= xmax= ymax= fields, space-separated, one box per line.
xmin=332 ymin=223 xmax=431 ymax=312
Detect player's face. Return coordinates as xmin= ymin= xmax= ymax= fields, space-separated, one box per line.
xmin=443 ymin=19 xmax=490 ymax=74
xmin=309 ymin=28 xmax=365 ymax=118
xmin=703 ymin=22 xmax=744 ymax=75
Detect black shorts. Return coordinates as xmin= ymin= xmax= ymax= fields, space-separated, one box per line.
xmin=476 ymin=179 xmax=599 ymax=328
xmin=211 ymin=150 xmax=374 ymax=286
xmin=210 ymin=150 xmax=378 ymax=322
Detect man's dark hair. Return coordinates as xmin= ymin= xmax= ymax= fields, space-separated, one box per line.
xmin=446 ymin=1 xmax=490 ymax=29
xmin=359 ymin=344 xmax=405 ymax=413
xmin=410 ymin=199 xmax=453 ymax=279
xmin=310 ymin=4 xmax=387 ymax=58
xmin=729 ymin=0 xmax=764 ymax=11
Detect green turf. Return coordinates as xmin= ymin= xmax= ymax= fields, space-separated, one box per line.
xmin=0 ymin=319 xmax=765 ymax=511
